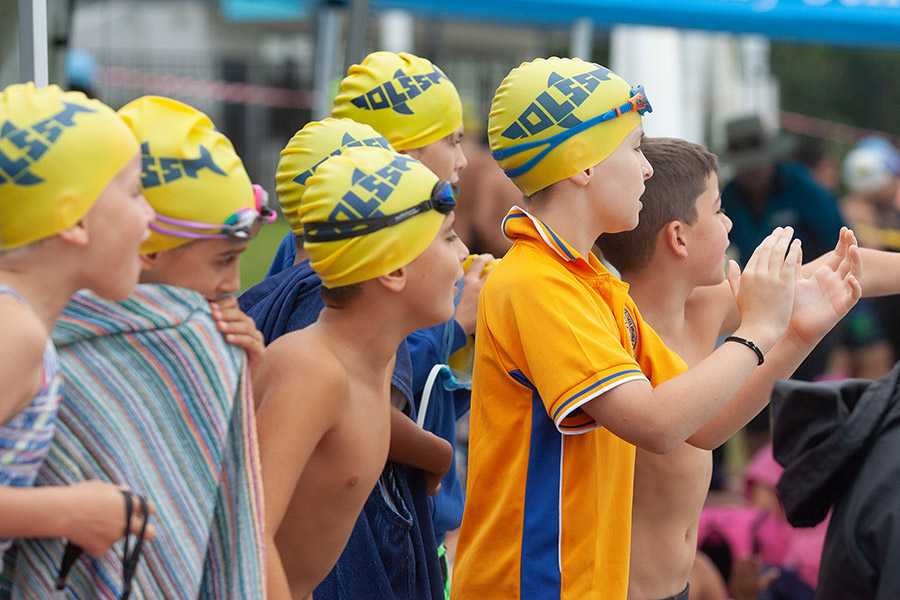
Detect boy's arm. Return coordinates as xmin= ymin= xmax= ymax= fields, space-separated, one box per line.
xmin=0 ymin=482 xmax=155 ymax=557
xmin=689 ymin=239 xmax=862 ymax=448
xmin=388 ymin=407 xmax=453 ymax=496
xmin=582 ymin=228 xmax=801 ymax=454
xmin=254 ymin=341 xmax=342 ymax=599
xmin=803 ymin=227 xmax=900 ymax=297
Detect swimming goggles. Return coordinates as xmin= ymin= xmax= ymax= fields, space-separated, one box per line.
xmin=491 ymin=84 xmax=652 ymax=179
xmin=303 ymin=179 xmax=458 ymax=243
xmin=149 ymin=184 xmax=277 ymax=241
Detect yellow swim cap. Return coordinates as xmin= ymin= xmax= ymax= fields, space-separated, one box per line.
xmin=0 ymin=83 xmax=138 ymax=249
xmin=301 ymin=146 xmax=451 ymax=288
xmin=276 ymin=118 xmax=393 ymax=235
xmin=118 ymin=96 xmax=255 ymax=254
xmin=332 ymin=52 xmax=462 ymax=151
xmin=488 ymin=57 xmax=651 ymax=196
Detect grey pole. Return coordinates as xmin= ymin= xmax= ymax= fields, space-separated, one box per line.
xmin=313 ymin=2 xmax=341 ymax=120
xmin=345 ymin=0 xmax=369 ymax=72
xmin=18 ymin=0 xmax=49 ymax=86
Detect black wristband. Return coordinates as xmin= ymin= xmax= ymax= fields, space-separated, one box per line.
xmin=724 ymin=335 xmax=765 ymax=366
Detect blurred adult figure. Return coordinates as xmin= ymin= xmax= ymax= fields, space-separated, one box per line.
xmin=840 ymin=136 xmax=900 ymax=364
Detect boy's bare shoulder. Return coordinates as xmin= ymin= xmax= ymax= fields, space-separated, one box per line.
xmin=0 ymin=299 xmax=49 ymax=422
xmin=256 ymin=327 xmax=350 ymax=399
xmin=685 ymin=280 xmax=737 ymax=334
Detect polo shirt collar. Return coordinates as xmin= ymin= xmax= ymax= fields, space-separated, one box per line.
xmin=501 ymin=205 xmax=621 ymax=284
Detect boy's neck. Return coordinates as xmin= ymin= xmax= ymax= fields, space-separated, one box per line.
xmin=315 ymin=302 xmax=414 ymax=372
xmin=619 ymin=264 xmax=694 ymax=340
xmin=526 ymin=186 xmax=599 ymax=259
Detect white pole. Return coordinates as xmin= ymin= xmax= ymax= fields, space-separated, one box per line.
xmin=379 ymin=10 xmax=414 ymax=54
xmin=19 ymin=0 xmax=48 ymax=86
xmin=570 ymin=17 xmax=593 ymax=61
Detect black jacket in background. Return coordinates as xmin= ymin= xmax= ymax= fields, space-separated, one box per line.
xmin=771 ymin=362 xmax=900 ymax=600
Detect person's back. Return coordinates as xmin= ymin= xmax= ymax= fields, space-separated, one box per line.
xmin=256 ymin=146 xmax=468 ymax=598
xmin=772 ymin=365 xmax=900 ymax=600
xmin=0 ymin=82 xmax=154 ymax=580
xmin=11 ymin=96 xmax=269 ymax=598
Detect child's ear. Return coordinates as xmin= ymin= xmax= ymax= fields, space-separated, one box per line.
xmin=57 ymin=221 xmax=89 ymax=247
xmin=568 ymin=166 xmax=592 ymax=187
xmin=377 ymin=266 xmax=408 ymax=293
xmin=664 ymin=221 xmax=689 ymax=258
xmin=139 ymin=253 xmax=157 ymax=271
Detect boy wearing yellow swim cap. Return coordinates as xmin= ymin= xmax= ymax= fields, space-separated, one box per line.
xmin=239 ymin=116 xmax=455 ymax=599
xmin=253 ymin=146 xmax=468 ymax=599
xmin=10 ymin=96 xmax=268 ymax=597
xmin=118 ymin=95 xmax=274 ymax=374
xmin=452 ymin=58 xmax=802 ymax=599
xmin=0 ymin=82 xmax=155 ymax=569
xmin=258 ymin=54 xmax=494 ymax=594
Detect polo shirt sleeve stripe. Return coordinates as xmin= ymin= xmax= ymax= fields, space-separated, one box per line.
xmin=552 ymin=368 xmax=647 ymax=427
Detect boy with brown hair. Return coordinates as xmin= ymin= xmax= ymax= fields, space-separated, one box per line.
xmin=594 ymin=136 xmax=897 ymax=599
xmin=254 ymin=146 xmax=469 ymax=598
xmin=451 ymin=58 xmax=856 ymax=599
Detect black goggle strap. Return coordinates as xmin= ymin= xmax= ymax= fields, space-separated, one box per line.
xmin=55 ymin=541 xmax=84 ymax=592
xmin=55 ymin=490 xmax=148 ymax=600
xmin=121 ymin=493 xmax=149 ymax=600
xmin=303 ymin=180 xmax=457 ymax=243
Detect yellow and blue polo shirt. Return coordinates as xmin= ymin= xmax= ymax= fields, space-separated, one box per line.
xmin=452 ymin=207 xmax=687 ymax=599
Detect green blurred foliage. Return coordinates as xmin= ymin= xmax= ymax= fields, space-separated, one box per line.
xmin=240 ymin=217 xmax=292 ymax=293
xmin=772 ymin=44 xmax=900 ymax=133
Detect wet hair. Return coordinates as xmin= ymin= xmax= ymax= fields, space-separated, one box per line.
xmin=319 ymin=282 xmax=363 ymax=306
xmin=596 ymin=137 xmax=718 ymax=273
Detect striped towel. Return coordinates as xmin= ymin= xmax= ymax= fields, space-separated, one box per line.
xmin=10 ymin=285 xmax=265 ymax=599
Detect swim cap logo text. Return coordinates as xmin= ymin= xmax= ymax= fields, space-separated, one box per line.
xmin=349 ymin=67 xmax=450 ymax=115
xmin=501 ymin=67 xmax=613 ymax=140
xmin=327 ymin=154 xmax=418 ymax=225
xmin=0 ymin=101 xmax=96 ymax=186
xmin=292 ymin=132 xmax=391 ymax=187
xmin=140 ymin=141 xmax=226 ymax=189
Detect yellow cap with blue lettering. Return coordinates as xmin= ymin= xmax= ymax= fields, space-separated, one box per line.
xmin=301 ymin=146 xmax=447 ymax=288
xmin=488 ymin=57 xmax=650 ymax=196
xmin=277 ymin=118 xmax=393 ymax=235
xmin=332 ymin=52 xmax=462 ymax=151
xmin=0 ymin=83 xmax=138 ymax=249
xmin=118 ymin=96 xmax=254 ymax=254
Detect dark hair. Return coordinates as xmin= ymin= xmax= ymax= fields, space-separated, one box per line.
xmin=596 ymin=137 xmax=718 ymax=273
xmin=319 ymin=282 xmax=363 ymax=306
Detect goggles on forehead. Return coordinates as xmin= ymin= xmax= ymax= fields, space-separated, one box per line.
xmin=492 ymin=84 xmax=652 ymax=179
xmin=303 ymin=179 xmax=458 ymax=243
xmin=149 ymin=184 xmax=277 ymax=242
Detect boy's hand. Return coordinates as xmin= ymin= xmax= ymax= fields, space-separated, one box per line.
xmin=727 ymin=227 xmax=801 ymax=350
xmin=64 ymin=481 xmax=156 ymax=557
xmin=210 ymin=296 xmax=265 ymax=376
xmin=728 ymin=556 xmax=779 ymax=600
xmin=424 ymin=437 xmax=454 ymax=496
xmin=789 ymin=229 xmax=862 ymax=345
xmin=455 ymin=253 xmax=496 ymax=336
